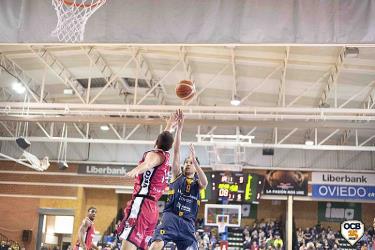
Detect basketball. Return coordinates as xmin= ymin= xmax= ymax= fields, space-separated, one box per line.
xmin=175 ymin=80 xmax=195 ymax=100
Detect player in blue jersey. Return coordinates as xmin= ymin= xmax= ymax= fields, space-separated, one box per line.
xmin=149 ymin=110 xmax=208 ymax=250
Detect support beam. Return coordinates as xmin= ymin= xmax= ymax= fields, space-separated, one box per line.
xmin=0 ymin=152 xmax=38 ymax=170
xmin=136 ymin=53 xmax=166 ymax=104
xmin=36 ymin=122 xmax=51 ymax=138
xmin=28 ymin=46 xmax=86 ymax=103
xmin=82 ymin=46 xmax=131 ymax=91
xmin=277 ymin=47 xmax=290 ymax=107
xmin=360 ymin=134 xmax=375 ymax=146
xmin=1 ymin=103 xmax=375 ymax=121
xmin=0 ymin=121 xmax=14 ymax=136
xmin=278 ymin=128 xmax=298 ymax=144
xmin=90 ymin=54 xmax=136 ymax=104
xmin=40 ymin=65 xmax=48 ymax=103
xmin=318 ymin=47 xmax=346 ymax=107
xmin=180 ymin=46 xmax=202 ymax=105
xmin=287 ymin=70 xmax=330 ymax=107
xmin=73 ymin=123 xmax=86 ymax=139
xmin=200 ymin=126 xmax=217 ymax=141
xmin=0 ymin=54 xmax=41 ymax=102
xmin=186 ymin=64 xmax=230 ymax=105
xmin=286 ymin=196 xmax=293 ymax=250
xmin=241 ymin=65 xmax=282 ymax=104
xmin=274 ymin=127 xmax=278 ymax=144
xmin=338 ymin=129 xmax=351 ymax=145
xmin=137 ymin=60 xmax=181 ymax=104
xmin=124 ymin=124 xmax=141 ymax=140
xmin=339 ymin=80 xmax=375 ymax=108
xmin=0 ymin=136 xmax=374 ymax=151
xmin=362 ymin=85 xmax=375 ymax=109
xmin=0 ymin=87 xmax=13 ymax=101
xmin=246 ymin=127 xmax=257 ymax=136
xmin=109 ymin=124 xmax=122 ymax=140
xmin=319 ymin=129 xmax=340 ymax=145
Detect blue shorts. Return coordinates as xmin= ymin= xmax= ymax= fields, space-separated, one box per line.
xmin=151 ymin=211 xmax=198 ymax=250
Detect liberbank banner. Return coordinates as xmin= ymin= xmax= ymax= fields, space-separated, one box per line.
xmin=312 ymin=172 xmax=375 ymax=201
xmin=78 ymin=164 xmax=135 ymax=176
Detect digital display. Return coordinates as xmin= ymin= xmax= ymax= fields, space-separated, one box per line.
xmin=210 ymin=172 xmax=264 ymax=204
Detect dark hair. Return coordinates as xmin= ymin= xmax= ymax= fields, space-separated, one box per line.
xmin=155 ymin=131 xmax=174 ymax=151
xmin=88 ymin=207 xmax=96 ymax=212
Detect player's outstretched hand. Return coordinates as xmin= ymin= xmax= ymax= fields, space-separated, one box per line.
xmin=165 ymin=110 xmax=179 ymax=131
xmin=126 ymin=168 xmax=139 ymax=178
xmin=189 ymin=143 xmax=196 ymax=159
xmin=177 ymin=109 xmax=184 ymax=129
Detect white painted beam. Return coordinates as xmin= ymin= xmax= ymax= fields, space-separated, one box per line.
xmin=318 ymin=47 xmax=346 ymax=107
xmin=319 ymin=129 xmax=340 ymax=145
xmin=0 ymin=136 xmax=374 ymax=151
xmin=28 ymin=46 xmax=86 ymax=103
xmin=278 ymin=128 xmax=298 ymax=144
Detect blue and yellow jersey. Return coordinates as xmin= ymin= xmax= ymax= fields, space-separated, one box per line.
xmin=164 ymin=173 xmax=201 ymax=223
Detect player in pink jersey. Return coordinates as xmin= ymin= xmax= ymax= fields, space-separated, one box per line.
xmin=75 ymin=207 xmax=98 ymax=250
xmin=118 ymin=111 xmax=180 ymax=250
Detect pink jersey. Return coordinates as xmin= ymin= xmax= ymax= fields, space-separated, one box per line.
xmin=131 ymin=149 xmax=170 ymax=201
xmin=84 ymin=219 xmax=95 ymax=249
xmin=74 ymin=218 xmax=95 ymax=250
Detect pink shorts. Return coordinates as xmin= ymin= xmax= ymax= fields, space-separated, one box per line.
xmin=117 ymin=197 xmax=159 ymax=250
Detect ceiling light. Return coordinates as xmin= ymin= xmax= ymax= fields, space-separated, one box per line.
xmin=345 ymin=47 xmax=359 ymax=58
xmin=63 ymin=88 xmax=74 ymax=95
xmin=12 ymin=81 xmax=25 ymax=94
xmin=305 ymin=140 xmax=314 ymax=146
xmin=230 ymin=95 xmax=241 ymax=106
xmin=100 ymin=125 xmax=109 ymax=131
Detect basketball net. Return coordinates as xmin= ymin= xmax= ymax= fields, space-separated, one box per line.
xmin=217 ymin=222 xmax=227 ymax=234
xmin=51 ymin=0 xmax=106 ymax=42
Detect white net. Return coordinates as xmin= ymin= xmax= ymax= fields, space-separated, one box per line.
xmin=51 ymin=0 xmax=106 ymax=42
xmin=217 ymin=222 xmax=227 ymax=234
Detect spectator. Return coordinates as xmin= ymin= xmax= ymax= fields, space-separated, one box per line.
xmin=273 ymin=234 xmax=283 ymax=249
xmin=265 ymin=234 xmax=274 ymax=249
xmin=304 ymin=228 xmax=312 ymax=244
xmin=326 ymin=230 xmax=336 ymax=247
xmin=361 ymin=243 xmax=368 ymax=250
xmin=306 ymin=242 xmax=315 ymax=250
xmin=250 ymin=240 xmax=259 ymax=250
xmin=361 ymin=231 xmax=371 ymax=246
xmin=297 ymin=228 xmax=304 ymax=246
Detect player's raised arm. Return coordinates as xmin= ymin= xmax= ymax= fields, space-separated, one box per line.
xmin=164 ymin=111 xmax=179 ymax=132
xmin=172 ymin=110 xmax=183 ymax=180
xmin=190 ymin=144 xmax=208 ymax=189
xmin=126 ymin=151 xmax=163 ymax=178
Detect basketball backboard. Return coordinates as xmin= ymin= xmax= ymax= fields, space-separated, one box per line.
xmin=204 ymin=204 xmax=241 ymax=227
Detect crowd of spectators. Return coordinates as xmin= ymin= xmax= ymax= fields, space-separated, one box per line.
xmin=296 ymin=224 xmax=375 ymax=250
xmin=242 ymin=219 xmax=284 ymax=250
xmin=192 ymin=218 xmax=284 ymax=250
xmin=0 ymin=241 xmax=22 ymax=250
xmin=99 ymin=218 xmax=375 ymax=250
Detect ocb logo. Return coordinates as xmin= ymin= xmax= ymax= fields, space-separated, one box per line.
xmin=340 ymin=220 xmax=364 ymax=246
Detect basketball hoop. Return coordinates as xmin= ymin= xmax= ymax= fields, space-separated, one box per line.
xmin=51 ymin=0 xmax=106 ymax=42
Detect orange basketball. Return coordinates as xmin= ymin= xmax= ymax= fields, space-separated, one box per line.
xmin=176 ymin=80 xmax=195 ymax=100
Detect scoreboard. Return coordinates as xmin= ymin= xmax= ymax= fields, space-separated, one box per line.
xmin=207 ymin=172 xmax=264 ymax=204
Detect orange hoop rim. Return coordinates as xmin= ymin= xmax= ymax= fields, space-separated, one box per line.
xmin=63 ymin=0 xmax=105 ymax=8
